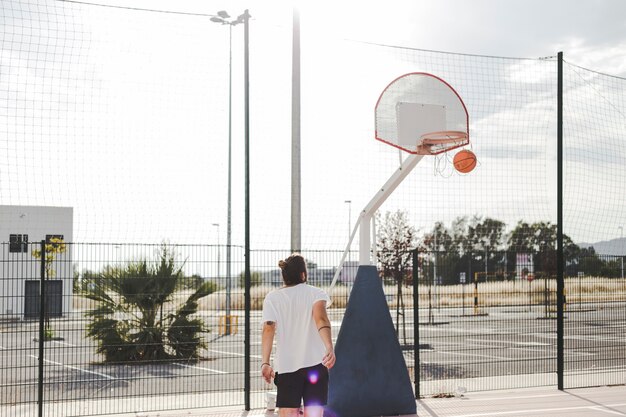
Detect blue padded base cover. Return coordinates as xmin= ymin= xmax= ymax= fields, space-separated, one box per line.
xmin=326 ymin=265 xmax=416 ymax=417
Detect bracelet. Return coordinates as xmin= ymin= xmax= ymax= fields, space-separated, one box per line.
xmin=318 ymin=326 xmax=331 ymax=332
xmin=261 ymin=362 xmax=271 ymax=368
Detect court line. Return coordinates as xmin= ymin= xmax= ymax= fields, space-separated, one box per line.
xmin=174 ymin=363 xmax=227 ymax=374
xmin=464 ymin=393 xmax=563 ymax=401
xmin=508 ymin=347 xmax=554 ymax=353
xmin=29 ymin=355 xmax=116 ymax=380
xmin=513 ymin=341 xmax=551 ymax=346
xmin=207 ymin=348 xmax=262 ymax=359
xmin=465 ymin=338 xmax=511 ymax=345
xmin=565 ymin=350 xmax=598 ymax=356
xmin=436 ymin=351 xmax=512 ymax=360
xmin=51 ymin=340 xmax=76 ymax=347
xmin=447 ymin=402 xmax=626 ymax=417
xmin=590 ymin=405 xmax=626 ymax=416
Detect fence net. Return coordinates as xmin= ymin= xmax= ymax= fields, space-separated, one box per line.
xmin=1 ymin=0 xmax=626 ymax=413
xmin=562 ymin=62 xmax=626 ymax=389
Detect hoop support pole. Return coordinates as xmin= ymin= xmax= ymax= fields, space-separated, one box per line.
xmin=359 ymin=153 xmax=424 ymax=265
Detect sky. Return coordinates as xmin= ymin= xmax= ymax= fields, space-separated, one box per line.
xmin=2 ymin=0 xmax=626 ymax=254
xmin=91 ymin=0 xmax=626 ymax=73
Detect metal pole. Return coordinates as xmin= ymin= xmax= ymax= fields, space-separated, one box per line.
xmin=473 ymin=272 xmax=479 ymax=315
xmin=243 ymin=9 xmax=251 ymax=411
xmin=462 ymin=276 xmax=466 ymax=316
xmin=38 ymin=240 xmax=46 ymax=417
xmin=291 ymin=6 xmax=301 ymax=253
xmin=556 ymin=51 xmax=565 ymax=391
xmin=345 ymin=200 xmax=352 ymax=243
xmin=412 ymin=249 xmax=420 ymax=399
xmin=618 ymin=226 xmax=624 ymax=279
xmin=213 ymin=223 xmax=221 ymax=284
xmin=211 ymin=11 xmax=240 ymax=336
xmin=226 ymin=22 xmax=233 ymax=335
xmin=433 ymin=234 xmax=437 ymax=308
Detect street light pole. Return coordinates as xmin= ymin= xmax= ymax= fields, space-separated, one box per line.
xmin=291 ymin=7 xmax=301 ymax=253
xmin=618 ymin=226 xmax=624 ymax=279
xmin=211 ymin=11 xmax=244 ymax=336
xmin=344 ymin=200 xmax=352 ymax=242
xmin=212 ymin=223 xmax=220 ymax=282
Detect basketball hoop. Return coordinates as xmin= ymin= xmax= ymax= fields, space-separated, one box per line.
xmin=416 ymin=130 xmax=469 ymax=155
xmin=375 ymin=72 xmax=470 ymax=156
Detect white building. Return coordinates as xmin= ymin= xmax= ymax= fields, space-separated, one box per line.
xmin=1 ymin=205 xmax=74 ymax=320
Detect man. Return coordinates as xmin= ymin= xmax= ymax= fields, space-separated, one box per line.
xmin=261 ymin=253 xmax=336 ymax=417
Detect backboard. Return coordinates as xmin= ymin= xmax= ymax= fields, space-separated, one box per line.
xmin=375 ymin=72 xmax=469 ymax=155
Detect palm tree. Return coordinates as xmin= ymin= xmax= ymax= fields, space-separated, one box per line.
xmin=32 ymin=237 xmax=67 ymax=340
xmin=84 ymin=245 xmax=215 ymax=363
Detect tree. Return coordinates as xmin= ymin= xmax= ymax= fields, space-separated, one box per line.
xmin=508 ymin=221 xmax=580 ymax=278
xmin=177 ymin=273 xmax=216 ymax=291
xmin=84 ymin=244 xmax=215 ymax=362
xmin=467 ymin=216 xmax=506 ymax=253
xmin=376 ymin=210 xmax=416 ymax=342
xmin=422 ymin=216 xmax=507 ymax=284
xmin=238 ymin=270 xmax=262 ymax=287
xmin=31 ymin=237 xmax=67 ymax=339
xmin=421 ymin=221 xmax=463 ymax=285
xmin=466 ymin=216 xmax=507 ymax=280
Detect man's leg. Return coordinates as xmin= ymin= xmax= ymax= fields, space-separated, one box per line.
xmin=302 ymin=364 xmax=328 ymax=417
xmin=279 ymin=408 xmax=301 ymax=417
xmin=303 ymin=405 xmax=324 ymax=417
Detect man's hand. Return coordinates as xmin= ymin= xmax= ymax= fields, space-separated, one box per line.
xmin=322 ymin=347 xmax=336 ymax=369
xmin=261 ymin=321 xmax=276 ymax=384
xmin=261 ymin=363 xmax=275 ymax=384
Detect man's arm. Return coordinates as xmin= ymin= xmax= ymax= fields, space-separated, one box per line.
xmin=261 ymin=321 xmax=276 ymax=383
xmin=312 ymin=300 xmax=335 ymax=369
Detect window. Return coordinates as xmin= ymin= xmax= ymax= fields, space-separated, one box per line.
xmin=9 ymin=234 xmax=28 ymax=253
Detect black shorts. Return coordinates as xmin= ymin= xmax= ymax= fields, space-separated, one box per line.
xmin=274 ymin=363 xmax=329 ymax=408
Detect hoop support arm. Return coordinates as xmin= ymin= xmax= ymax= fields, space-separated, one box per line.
xmin=359 ymin=153 xmax=424 ymax=265
xmin=328 ymin=153 xmax=424 ymax=290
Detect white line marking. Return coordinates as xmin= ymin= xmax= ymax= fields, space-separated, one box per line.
xmin=0 ymin=345 xmax=6 ymax=350
xmin=174 ymin=363 xmax=227 ymax=374
xmin=447 ymin=402 xmax=626 ymax=417
xmin=51 ymin=340 xmax=76 ymax=347
xmin=590 ymin=405 xmax=626 ymax=416
xmin=207 ymin=348 xmax=262 ymax=359
xmin=513 ymin=341 xmax=551 ymax=346
xmin=437 ymin=351 xmax=512 ymax=360
xmin=466 ymin=393 xmax=563 ymax=401
xmin=567 ymin=350 xmax=597 ymax=356
xmin=508 ymin=347 xmax=550 ymax=353
xmin=465 ymin=338 xmax=511 ymax=345
xmin=29 ymin=355 xmax=116 ymax=380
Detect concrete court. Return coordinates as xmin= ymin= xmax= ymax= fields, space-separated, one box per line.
xmin=117 ymin=385 xmax=626 ymax=417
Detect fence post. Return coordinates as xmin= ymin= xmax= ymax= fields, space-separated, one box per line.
xmin=38 ymin=240 xmax=46 ymax=417
xmin=412 ymin=249 xmax=419 ymax=399
xmin=556 ymin=50 xmax=565 ymax=391
xmin=243 ymin=8 xmax=251 ymax=411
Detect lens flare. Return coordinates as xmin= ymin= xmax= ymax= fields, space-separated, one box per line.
xmin=308 ymin=371 xmax=319 ymax=384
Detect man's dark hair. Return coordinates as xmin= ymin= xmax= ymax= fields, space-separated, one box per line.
xmin=278 ymin=253 xmax=307 ymax=286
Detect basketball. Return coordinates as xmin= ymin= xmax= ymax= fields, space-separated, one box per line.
xmin=453 ymin=149 xmax=477 ymax=173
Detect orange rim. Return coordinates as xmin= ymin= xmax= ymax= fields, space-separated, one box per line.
xmin=419 ymin=130 xmax=468 ymax=144
xmin=416 ymin=131 xmax=469 ymax=155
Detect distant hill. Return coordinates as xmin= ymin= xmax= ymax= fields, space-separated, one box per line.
xmin=578 ymin=237 xmax=626 ymax=256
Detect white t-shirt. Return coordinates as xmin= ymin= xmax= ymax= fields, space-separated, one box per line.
xmin=262 ymin=283 xmax=331 ymax=374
